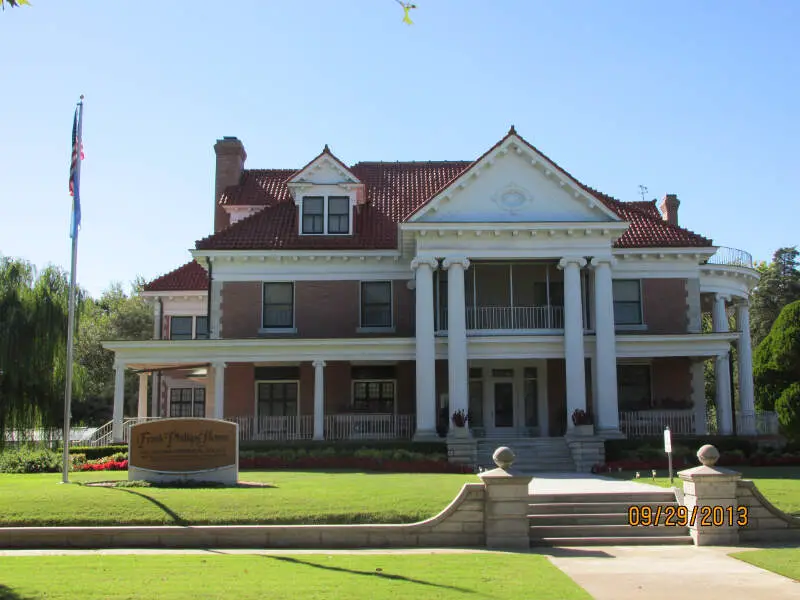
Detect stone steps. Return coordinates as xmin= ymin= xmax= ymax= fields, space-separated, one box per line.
xmin=528 ymin=489 xmax=692 ymax=547
xmin=477 ymin=438 xmax=576 ymax=473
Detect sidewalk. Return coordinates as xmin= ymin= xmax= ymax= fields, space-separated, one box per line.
xmin=546 ymin=545 xmax=799 ymax=600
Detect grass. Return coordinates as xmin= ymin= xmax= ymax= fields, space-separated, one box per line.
xmin=606 ymin=466 xmax=800 ymax=516
xmin=730 ymin=548 xmax=800 ymax=581
xmin=0 ymin=553 xmax=591 ymax=600
xmin=0 ymin=470 xmax=478 ymax=527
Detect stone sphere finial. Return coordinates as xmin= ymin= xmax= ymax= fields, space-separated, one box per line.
xmin=697 ymin=444 xmax=720 ymax=467
xmin=493 ymin=446 xmax=515 ymax=470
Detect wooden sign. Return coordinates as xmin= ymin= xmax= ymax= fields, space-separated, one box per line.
xmin=129 ymin=418 xmax=237 ymax=473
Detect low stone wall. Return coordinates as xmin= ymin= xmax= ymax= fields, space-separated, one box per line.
xmin=737 ymin=479 xmax=800 ymax=543
xmin=0 ymin=484 xmax=486 ymax=550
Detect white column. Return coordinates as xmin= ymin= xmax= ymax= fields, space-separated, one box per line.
xmin=213 ymin=361 xmax=226 ymax=419
xmin=691 ymin=360 xmax=707 ymax=435
xmin=137 ymin=373 xmax=149 ymax=418
xmin=737 ymin=302 xmax=756 ymax=435
xmin=411 ymin=257 xmax=438 ymax=440
xmin=313 ymin=360 xmax=326 ymax=441
xmin=558 ymin=257 xmax=588 ymax=430
xmin=112 ymin=362 xmax=126 ymax=443
xmin=590 ymin=257 xmax=619 ymax=433
xmin=152 ymin=299 xmax=162 ymax=340
xmin=443 ymin=257 xmax=470 ymax=423
xmin=712 ymin=294 xmax=733 ymax=435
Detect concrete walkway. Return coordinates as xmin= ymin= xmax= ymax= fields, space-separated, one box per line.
xmin=529 ymin=472 xmax=668 ymax=495
xmin=546 ymin=545 xmax=799 ymax=600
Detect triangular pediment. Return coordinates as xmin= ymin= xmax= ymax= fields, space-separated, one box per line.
xmin=288 ymin=145 xmax=360 ymax=185
xmin=408 ymin=130 xmax=621 ymax=224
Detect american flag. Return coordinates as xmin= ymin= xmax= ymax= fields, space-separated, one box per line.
xmin=69 ymin=106 xmax=84 ymax=238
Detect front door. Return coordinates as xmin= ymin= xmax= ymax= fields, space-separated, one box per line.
xmin=493 ymin=381 xmax=514 ymax=428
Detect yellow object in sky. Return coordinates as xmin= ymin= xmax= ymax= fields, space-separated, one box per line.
xmin=395 ymin=1 xmax=417 ymax=25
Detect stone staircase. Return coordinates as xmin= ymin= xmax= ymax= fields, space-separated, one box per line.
xmin=528 ymin=490 xmax=693 ymax=546
xmin=477 ymin=438 xmax=576 ymax=473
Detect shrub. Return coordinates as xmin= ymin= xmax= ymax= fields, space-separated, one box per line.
xmin=0 ymin=447 xmax=62 ymax=473
xmin=63 ymin=445 xmax=127 ymax=460
xmin=775 ymin=382 xmax=800 ymax=442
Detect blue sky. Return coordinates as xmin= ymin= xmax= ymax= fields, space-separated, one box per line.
xmin=1 ymin=1 xmax=797 ymax=298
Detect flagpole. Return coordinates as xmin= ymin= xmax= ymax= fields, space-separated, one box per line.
xmin=61 ymin=95 xmax=84 ymax=484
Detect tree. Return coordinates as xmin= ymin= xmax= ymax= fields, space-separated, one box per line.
xmin=0 ymin=256 xmax=80 ymax=447
xmin=750 ymin=247 xmax=800 ymax=347
xmin=753 ymin=300 xmax=800 ymax=411
xmin=775 ymin=382 xmax=800 ymax=442
xmin=72 ymin=278 xmax=153 ymax=425
xmin=1 ymin=0 xmax=30 ymax=9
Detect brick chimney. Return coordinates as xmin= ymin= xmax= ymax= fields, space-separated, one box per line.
xmin=658 ymin=194 xmax=680 ymax=227
xmin=213 ymin=136 xmax=247 ymax=233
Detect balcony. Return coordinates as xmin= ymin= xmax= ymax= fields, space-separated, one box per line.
xmin=439 ymin=305 xmax=564 ymax=332
xmin=705 ymin=246 xmax=754 ymax=269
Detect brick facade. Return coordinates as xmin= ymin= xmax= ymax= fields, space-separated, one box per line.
xmin=650 ymin=357 xmax=693 ymax=406
xmin=642 ymin=278 xmax=688 ymax=334
xmin=221 ymin=281 xmax=261 ymax=338
xmin=223 ymin=363 xmax=255 ymax=417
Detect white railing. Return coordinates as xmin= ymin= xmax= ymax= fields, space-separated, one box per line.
xmin=620 ymin=410 xmax=696 ymax=437
xmin=232 ymin=415 xmax=314 ymax=441
xmin=440 ymin=305 xmax=564 ymax=331
xmin=324 ymin=414 xmax=415 ymax=441
xmin=732 ymin=411 xmax=779 ymax=436
xmin=3 ymin=427 xmax=98 ymax=447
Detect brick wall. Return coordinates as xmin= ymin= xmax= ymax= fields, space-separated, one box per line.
xmin=296 ymin=282 xmax=359 ymax=338
xmin=324 ymin=361 xmax=352 ymax=414
xmin=223 ymin=363 xmax=254 ymax=417
xmin=396 ymin=361 xmax=416 ymax=414
xmin=299 ymin=363 xmax=314 ymax=416
xmin=642 ymin=278 xmax=688 ymax=334
xmin=651 ymin=357 xmax=692 ymax=405
xmin=221 ymin=282 xmax=261 ymax=338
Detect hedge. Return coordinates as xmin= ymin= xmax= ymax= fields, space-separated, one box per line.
xmin=62 ymin=445 xmax=128 ymax=460
xmin=604 ymin=436 xmax=761 ymax=463
xmin=237 ymin=440 xmax=447 ymax=455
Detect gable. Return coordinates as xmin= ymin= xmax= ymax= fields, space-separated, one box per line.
xmin=288 ymin=146 xmax=360 ymax=185
xmin=411 ymin=143 xmax=619 ymax=224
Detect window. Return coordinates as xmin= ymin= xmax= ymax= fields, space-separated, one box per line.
xmin=302 ymin=196 xmax=324 ymax=234
xmin=169 ymin=388 xmax=205 ymax=417
xmin=301 ymin=195 xmax=351 ymax=235
xmin=263 ymin=283 xmax=294 ymax=329
xmin=613 ymin=279 xmax=643 ymax=325
xmin=617 ymin=364 xmax=652 ymax=410
xmin=328 ymin=196 xmax=350 ymax=234
xmin=195 ymin=316 xmax=209 ymax=339
xmin=360 ymin=281 xmax=392 ymax=328
xmin=468 ymin=368 xmax=483 ymax=427
xmin=257 ymin=381 xmax=298 ymax=417
xmin=351 ymin=365 xmax=395 ymax=413
xmin=170 ymin=316 xmax=193 ymax=340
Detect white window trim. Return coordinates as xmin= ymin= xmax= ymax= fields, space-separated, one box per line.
xmin=357 ymin=280 xmax=395 ymax=332
xmin=260 ymin=282 xmax=297 ymax=334
xmin=351 ymin=379 xmax=398 ymax=416
xmin=168 ymin=386 xmax=206 ymax=417
xmin=254 ymin=379 xmax=302 ymax=421
xmin=298 ymin=194 xmax=354 ymax=236
xmin=616 ymin=361 xmax=654 ymax=410
xmin=612 ymin=278 xmax=646 ymax=328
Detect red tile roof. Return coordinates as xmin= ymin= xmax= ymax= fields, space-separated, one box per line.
xmin=143 ymin=260 xmax=208 ymax=292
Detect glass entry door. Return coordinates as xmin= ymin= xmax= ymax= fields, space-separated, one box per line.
xmin=493 ymin=381 xmax=514 ymax=428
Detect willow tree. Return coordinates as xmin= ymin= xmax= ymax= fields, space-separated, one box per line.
xmin=0 ymin=256 xmax=79 ymax=446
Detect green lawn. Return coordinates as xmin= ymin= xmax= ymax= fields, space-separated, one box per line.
xmin=608 ymin=466 xmax=800 ymax=516
xmin=730 ymin=548 xmax=800 ymax=581
xmin=0 ymin=553 xmax=590 ymax=600
xmin=0 ymin=471 xmax=478 ymax=527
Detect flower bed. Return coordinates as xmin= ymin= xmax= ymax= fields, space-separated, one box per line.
xmin=79 ymin=459 xmax=129 ymax=472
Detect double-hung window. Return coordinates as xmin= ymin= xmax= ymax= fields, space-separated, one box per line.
xmin=169 ymin=388 xmax=205 ymax=417
xmin=263 ymin=282 xmax=294 ymax=330
xmin=169 ymin=315 xmax=208 ymax=340
xmin=612 ymin=279 xmax=643 ymax=325
xmin=301 ymin=195 xmax=351 ymax=235
xmin=302 ymin=196 xmax=324 ymax=234
xmin=360 ymin=281 xmax=392 ymax=328
xmin=351 ymin=366 xmax=396 ymax=413
xmin=617 ymin=364 xmax=652 ymax=410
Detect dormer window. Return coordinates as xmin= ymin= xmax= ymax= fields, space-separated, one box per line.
xmin=300 ymin=195 xmax=352 ymax=235
xmin=302 ymin=196 xmax=324 ymax=234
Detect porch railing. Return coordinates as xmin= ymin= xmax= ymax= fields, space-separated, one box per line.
xmin=439 ymin=305 xmax=564 ymax=331
xmin=705 ymin=246 xmax=754 ymax=269
xmin=324 ymin=414 xmax=415 ymax=441
xmin=619 ymin=410 xmax=696 ymax=436
xmin=231 ymin=415 xmax=313 ymax=441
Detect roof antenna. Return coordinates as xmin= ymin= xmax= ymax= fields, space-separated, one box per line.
xmin=638 ymin=185 xmax=648 ymax=202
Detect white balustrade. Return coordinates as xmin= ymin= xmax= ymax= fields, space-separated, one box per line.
xmin=324 ymin=414 xmax=415 ymax=441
